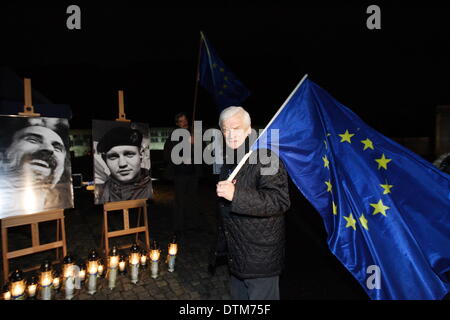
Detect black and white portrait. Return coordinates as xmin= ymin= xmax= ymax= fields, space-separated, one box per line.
xmin=92 ymin=120 xmax=153 ymax=204
xmin=0 ymin=116 xmax=74 ymax=218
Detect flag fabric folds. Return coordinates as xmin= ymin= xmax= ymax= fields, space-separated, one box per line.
xmin=199 ymin=32 xmax=250 ymax=111
xmin=254 ymin=78 xmax=450 ymax=300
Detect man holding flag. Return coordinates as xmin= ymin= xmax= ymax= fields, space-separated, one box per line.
xmin=216 ymin=106 xmax=290 ymax=300
xmin=222 ymin=75 xmax=450 ymax=300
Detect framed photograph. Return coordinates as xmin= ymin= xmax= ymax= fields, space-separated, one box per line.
xmin=0 ymin=116 xmax=74 ymax=218
xmin=92 ymin=120 xmax=153 ymax=204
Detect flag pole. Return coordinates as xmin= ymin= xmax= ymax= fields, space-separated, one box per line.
xmin=226 ymin=74 xmax=308 ymax=182
xmin=191 ymin=31 xmax=204 ymax=130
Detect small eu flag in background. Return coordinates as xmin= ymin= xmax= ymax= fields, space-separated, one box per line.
xmin=254 ymin=76 xmax=450 ymax=299
xmin=199 ymin=31 xmax=251 ymax=111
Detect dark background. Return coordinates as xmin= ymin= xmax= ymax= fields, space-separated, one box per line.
xmin=1 ymin=1 xmax=449 ymax=300
xmin=1 ymin=1 xmax=450 ymax=138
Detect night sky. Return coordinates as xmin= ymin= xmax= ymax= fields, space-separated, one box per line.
xmin=1 ymin=2 xmax=450 ymax=138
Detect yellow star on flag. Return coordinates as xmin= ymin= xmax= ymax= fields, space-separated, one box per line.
xmin=212 ymin=63 xmax=217 ymax=68
xmin=325 ymin=180 xmax=332 ymax=192
xmin=223 ymin=84 xmax=228 ymax=88
xmin=332 ymin=202 xmax=337 ymax=215
xmin=322 ymin=155 xmax=330 ymax=169
xmin=359 ymin=214 xmax=369 ymax=230
xmin=361 ymin=138 xmax=374 ymax=151
xmin=380 ymin=182 xmax=394 ymax=194
xmin=375 ymin=153 xmax=392 ymax=170
xmin=344 ymin=214 xmax=357 ymax=230
xmin=324 ymin=140 xmax=327 ymax=149
xmin=370 ymin=199 xmax=390 ymax=216
xmin=224 ymin=76 xmax=228 ymax=81
xmin=220 ymin=68 xmax=225 ymax=72
xmin=339 ymin=130 xmax=355 ymax=143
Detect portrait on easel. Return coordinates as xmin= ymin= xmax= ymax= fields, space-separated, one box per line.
xmin=92 ymin=120 xmax=153 ymax=204
xmin=0 ymin=116 xmax=74 ymax=219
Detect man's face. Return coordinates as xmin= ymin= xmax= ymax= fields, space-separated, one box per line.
xmin=176 ymin=115 xmax=189 ymax=129
xmin=221 ymin=112 xmax=251 ymax=149
xmin=105 ymin=145 xmax=141 ymax=183
xmin=4 ymin=126 xmax=66 ymax=186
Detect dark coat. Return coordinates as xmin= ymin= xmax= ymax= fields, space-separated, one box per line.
xmin=218 ymin=149 xmax=290 ymax=279
xmin=163 ymin=128 xmax=200 ymax=178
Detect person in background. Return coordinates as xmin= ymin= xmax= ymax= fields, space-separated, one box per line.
xmin=163 ymin=112 xmax=202 ymax=240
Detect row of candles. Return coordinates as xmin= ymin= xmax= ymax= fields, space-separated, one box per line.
xmin=2 ymin=237 xmax=178 ymax=300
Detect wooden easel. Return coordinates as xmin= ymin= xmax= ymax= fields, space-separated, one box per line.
xmin=1 ymin=78 xmax=67 ymax=282
xmin=101 ymin=199 xmax=150 ymax=255
xmin=100 ymin=90 xmax=150 ymax=255
xmin=2 ymin=210 xmax=67 ymax=282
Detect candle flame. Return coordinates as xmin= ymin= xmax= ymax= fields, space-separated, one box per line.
xmin=11 ymin=281 xmax=25 ymax=297
xmin=130 ymin=253 xmax=140 ymax=265
xmin=53 ymin=277 xmax=60 ymax=288
xmin=168 ymin=243 xmax=178 ymax=256
xmin=109 ymin=256 xmax=119 ymax=268
xmin=150 ymin=249 xmax=160 ymax=261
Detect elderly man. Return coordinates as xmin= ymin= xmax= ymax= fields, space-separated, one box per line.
xmin=96 ymin=126 xmax=152 ymax=203
xmin=216 ymin=106 xmax=290 ymax=300
xmin=0 ymin=117 xmax=72 ymax=218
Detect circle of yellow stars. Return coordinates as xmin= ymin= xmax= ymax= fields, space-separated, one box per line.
xmin=323 ymin=129 xmax=395 ymax=232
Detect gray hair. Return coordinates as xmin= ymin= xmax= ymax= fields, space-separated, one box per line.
xmin=218 ymin=106 xmax=251 ymax=129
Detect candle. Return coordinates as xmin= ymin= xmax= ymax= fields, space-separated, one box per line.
xmin=87 ymin=249 xmax=99 ymax=295
xmin=27 ymin=283 xmax=37 ymax=300
xmin=9 ymin=269 xmax=26 ymax=300
xmin=167 ymin=237 xmax=178 ymax=273
xmin=150 ymin=241 xmax=161 ymax=279
xmin=39 ymin=261 xmax=53 ymax=300
xmin=2 ymin=284 xmax=11 ymax=300
xmin=129 ymin=243 xmax=141 ymax=284
xmin=62 ymin=255 xmax=75 ymax=279
xmin=78 ymin=264 xmax=86 ymax=283
xmin=140 ymin=252 xmax=148 ymax=268
xmin=119 ymin=256 xmax=127 ymax=275
xmin=64 ymin=274 xmax=75 ymax=300
xmin=53 ymin=276 xmax=61 ymax=291
xmin=97 ymin=263 xmax=104 ymax=278
xmin=108 ymin=246 xmax=119 ymax=290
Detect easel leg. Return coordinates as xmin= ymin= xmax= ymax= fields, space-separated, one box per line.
xmin=60 ymin=216 xmax=67 ymax=258
xmin=103 ymin=210 xmax=109 ymax=256
xmin=56 ymin=219 xmax=60 ymax=260
xmin=2 ymin=225 xmax=9 ymax=283
xmin=143 ymin=205 xmax=150 ymax=250
xmin=135 ymin=208 xmax=142 ymax=244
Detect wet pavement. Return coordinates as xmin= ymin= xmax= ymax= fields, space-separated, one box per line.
xmin=1 ymin=179 xmax=231 ymax=300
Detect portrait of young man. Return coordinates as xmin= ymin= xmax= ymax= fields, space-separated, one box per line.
xmin=0 ymin=116 xmax=74 ymax=218
xmin=93 ymin=120 xmax=153 ymax=204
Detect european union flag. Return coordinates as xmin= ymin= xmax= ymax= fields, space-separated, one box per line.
xmin=254 ymin=76 xmax=450 ymax=299
xmin=199 ymin=32 xmax=250 ymax=110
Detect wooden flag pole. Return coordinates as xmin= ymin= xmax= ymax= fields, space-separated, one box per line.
xmin=226 ymin=74 xmax=309 ymax=182
xmin=18 ymin=78 xmax=40 ymax=117
xmin=191 ymin=31 xmax=204 ymax=127
xmin=116 ymin=90 xmax=130 ymax=122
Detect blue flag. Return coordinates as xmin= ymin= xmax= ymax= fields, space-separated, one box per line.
xmin=199 ymin=32 xmax=250 ymax=111
xmin=254 ymin=77 xmax=450 ymax=300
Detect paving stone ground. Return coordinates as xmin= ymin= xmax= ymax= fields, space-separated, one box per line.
xmin=0 ymin=180 xmax=231 ymax=300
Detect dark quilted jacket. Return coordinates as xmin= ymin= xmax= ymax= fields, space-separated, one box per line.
xmin=218 ymin=149 xmax=290 ymax=279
